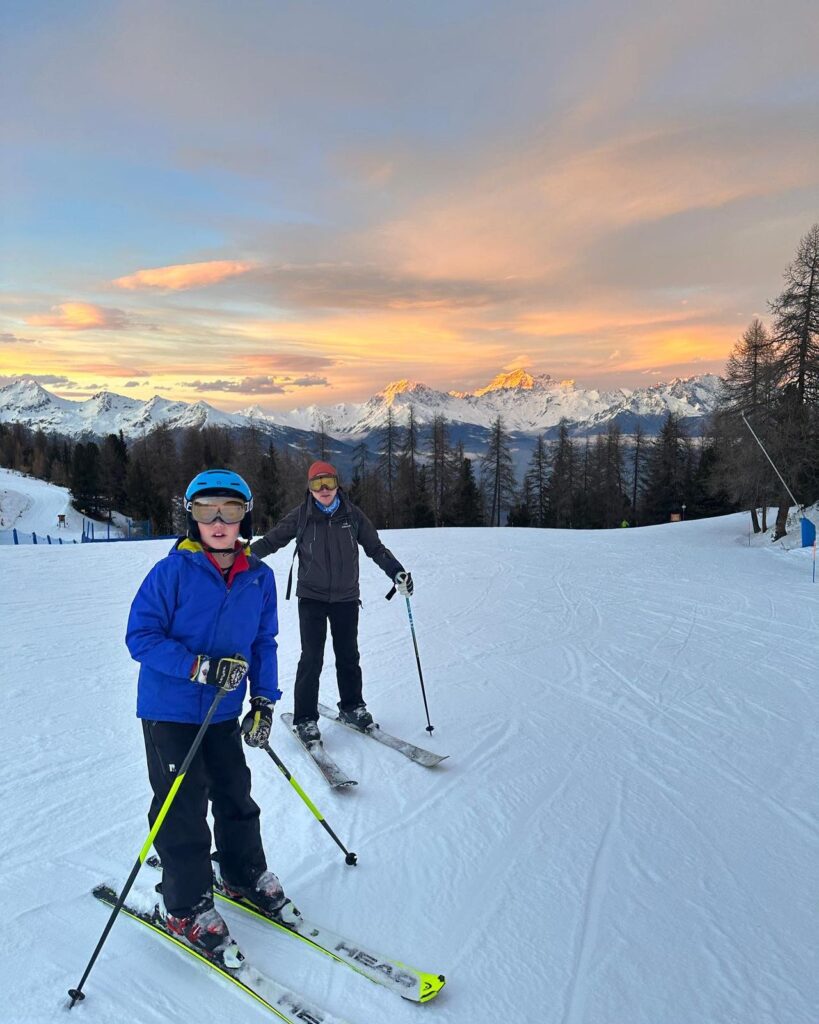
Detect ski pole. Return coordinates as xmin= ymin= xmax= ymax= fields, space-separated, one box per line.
xmin=386 ymin=586 xmax=435 ymax=734
xmin=243 ymin=721 xmax=357 ymax=865
xmin=68 ymin=686 xmax=229 ymax=1008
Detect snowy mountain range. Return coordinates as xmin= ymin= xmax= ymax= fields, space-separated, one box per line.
xmin=0 ymin=370 xmax=721 ymax=443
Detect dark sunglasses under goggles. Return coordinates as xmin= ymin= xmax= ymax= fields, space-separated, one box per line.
xmin=308 ymin=475 xmax=339 ymax=492
xmin=187 ymin=496 xmax=250 ymax=524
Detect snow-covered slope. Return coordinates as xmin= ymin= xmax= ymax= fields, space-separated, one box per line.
xmin=0 ymin=467 xmax=100 ymax=541
xmin=0 ymin=371 xmax=722 ymax=441
xmin=2 ymin=517 xmax=815 ymax=1023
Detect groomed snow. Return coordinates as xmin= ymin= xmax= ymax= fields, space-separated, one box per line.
xmin=2 ymin=515 xmax=816 ymax=1023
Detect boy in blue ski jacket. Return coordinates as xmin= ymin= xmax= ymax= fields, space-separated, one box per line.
xmin=126 ymin=469 xmax=283 ymax=963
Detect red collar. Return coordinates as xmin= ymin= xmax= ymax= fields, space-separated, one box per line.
xmin=204 ymin=547 xmax=249 ymax=586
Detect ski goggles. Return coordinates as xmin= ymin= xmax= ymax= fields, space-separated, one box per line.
xmin=308 ymin=475 xmax=339 ymax=492
xmin=187 ymin=496 xmax=249 ymax=524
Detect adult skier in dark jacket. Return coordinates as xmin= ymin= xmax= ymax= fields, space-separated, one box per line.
xmin=251 ymin=460 xmax=413 ymax=744
xmin=126 ymin=469 xmax=285 ymax=965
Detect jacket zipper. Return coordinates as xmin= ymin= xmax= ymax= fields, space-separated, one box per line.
xmin=327 ymin=516 xmax=333 ymax=600
xmin=197 ymin=560 xmax=256 ymax=715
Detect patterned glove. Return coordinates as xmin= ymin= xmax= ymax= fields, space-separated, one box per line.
xmin=241 ymin=696 xmax=276 ymax=747
xmin=394 ymin=571 xmax=414 ymax=596
xmin=191 ymin=653 xmax=249 ymax=692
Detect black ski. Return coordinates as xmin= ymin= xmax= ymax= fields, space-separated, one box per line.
xmin=317 ymin=703 xmax=448 ymax=767
xmin=280 ymin=712 xmax=357 ymax=788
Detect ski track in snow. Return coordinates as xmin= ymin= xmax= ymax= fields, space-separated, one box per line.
xmin=559 ymin=785 xmax=621 ymax=1024
xmin=2 ymin=514 xmax=818 ymax=1023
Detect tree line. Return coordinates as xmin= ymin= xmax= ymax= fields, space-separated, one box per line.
xmin=0 ymin=402 xmax=729 ymax=534
xmin=2 ymin=223 xmax=816 ymax=537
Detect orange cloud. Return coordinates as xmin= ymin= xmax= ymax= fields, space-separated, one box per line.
xmin=376 ymin=115 xmax=816 ymax=286
xmin=26 ymin=302 xmax=128 ymax=330
xmin=503 ymin=354 xmax=532 ymax=370
xmin=114 ymin=260 xmax=255 ymax=291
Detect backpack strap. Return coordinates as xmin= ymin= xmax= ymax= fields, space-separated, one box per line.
xmin=285 ymin=503 xmax=309 ymax=600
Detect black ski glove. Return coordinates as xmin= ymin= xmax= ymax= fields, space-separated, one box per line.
xmin=394 ymin=571 xmax=414 ymax=596
xmin=241 ymin=696 xmax=276 ymax=747
xmin=191 ymin=653 xmax=249 ymax=692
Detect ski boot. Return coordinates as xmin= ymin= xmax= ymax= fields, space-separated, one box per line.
xmin=338 ymin=702 xmax=374 ymax=732
xmin=222 ymin=869 xmax=288 ymax=917
xmin=293 ymin=718 xmax=321 ymax=745
xmin=164 ymin=894 xmax=243 ymax=968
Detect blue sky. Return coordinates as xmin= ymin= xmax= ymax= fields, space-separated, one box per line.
xmin=2 ymin=0 xmax=818 ymax=408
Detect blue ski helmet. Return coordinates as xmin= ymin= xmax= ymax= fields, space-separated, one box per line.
xmin=184 ymin=469 xmax=253 ymax=541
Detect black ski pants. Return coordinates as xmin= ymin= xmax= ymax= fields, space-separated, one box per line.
xmin=142 ymin=718 xmax=267 ymax=916
xmin=293 ymin=598 xmax=363 ymax=723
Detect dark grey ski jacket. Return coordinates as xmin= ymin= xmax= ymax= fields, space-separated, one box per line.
xmin=250 ymin=490 xmax=404 ymax=603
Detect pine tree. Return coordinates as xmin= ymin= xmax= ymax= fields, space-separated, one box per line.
xmin=202 ymin=425 xmax=235 ymax=468
xmin=349 ymin=441 xmax=368 ymax=507
xmin=507 ymin=473 xmax=534 ymax=527
xmin=31 ymin=429 xmax=50 ymax=480
xmin=574 ymin=438 xmax=593 ymax=527
xmin=313 ymin=416 xmax=331 ymax=460
xmin=713 ymin=319 xmax=778 ymax=532
xmin=126 ymin=424 xmax=179 ymax=534
xmin=451 ymin=453 xmax=482 ymax=526
xmin=99 ymin=432 xmax=128 ymax=517
xmin=629 ymin=422 xmax=647 ymax=526
xmin=71 ymin=442 xmax=100 ymax=515
xmin=770 ymin=224 xmax=819 ymax=404
xmin=722 ymin=318 xmax=778 ymax=413
xmin=428 ymin=414 xmax=449 ymax=526
xmin=179 ymin=426 xmax=206 ymax=486
xmin=548 ymin=420 xmax=576 ymax=527
xmin=396 ymin=405 xmax=419 ymax=526
xmin=641 ymin=414 xmax=690 ymax=525
xmin=599 ymin=423 xmax=627 ymax=528
xmin=412 ymin=465 xmax=435 ymax=527
xmin=525 ymin=435 xmax=549 ymax=527
xmin=686 ymin=433 xmax=737 ymax=521
xmin=767 ymin=224 xmax=819 ymax=536
xmin=255 ymin=442 xmax=282 ymax=533
xmin=378 ymin=406 xmax=399 ymax=526
xmin=481 ymin=415 xmax=516 ymax=526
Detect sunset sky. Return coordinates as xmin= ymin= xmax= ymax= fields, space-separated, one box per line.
xmin=2 ymin=1 xmax=818 ymax=410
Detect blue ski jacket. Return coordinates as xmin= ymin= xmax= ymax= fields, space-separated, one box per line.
xmin=126 ymin=539 xmax=280 ymax=724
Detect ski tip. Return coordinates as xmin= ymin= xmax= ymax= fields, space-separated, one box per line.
xmin=421 ymin=972 xmax=447 ymax=1001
